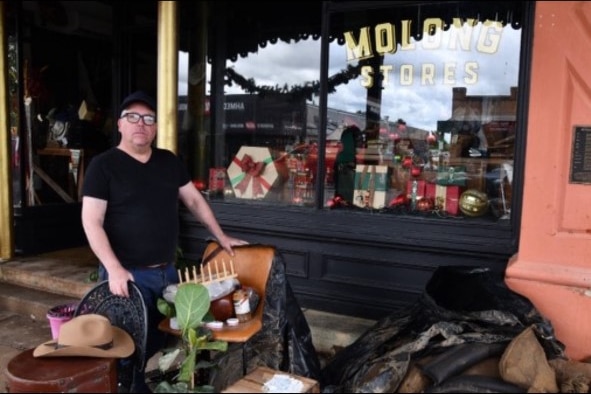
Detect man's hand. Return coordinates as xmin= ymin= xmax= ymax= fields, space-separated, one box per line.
xmin=217 ymin=235 xmax=249 ymax=256
xmin=107 ymin=267 xmax=134 ymax=297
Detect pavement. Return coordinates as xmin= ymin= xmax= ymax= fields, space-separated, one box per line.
xmin=0 ymin=310 xmax=54 ymax=393
xmin=0 ymin=303 xmax=375 ymax=393
xmin=0 ymin=247 xmax=376 ymax=392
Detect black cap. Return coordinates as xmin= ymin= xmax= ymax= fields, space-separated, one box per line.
xmin=119 ymin=91 xmax=156 ymax=114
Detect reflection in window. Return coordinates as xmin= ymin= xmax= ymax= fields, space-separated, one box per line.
xmin=326 ymin=3 xmax=521 ymax=221
xmin=218 ymin=39 xmax=321 ymax=207
xmin=203 ymin=2 xmax=523 ymax=222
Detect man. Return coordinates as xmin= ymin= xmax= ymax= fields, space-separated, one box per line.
xmin=81 ymin=90 xmax=247 ymax=391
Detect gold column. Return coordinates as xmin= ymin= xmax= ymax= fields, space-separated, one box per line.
xmin=157 ymin=1 xmax=178 ymax=153
xmin=0 ymin=1 xmax=15 ymax=260
xmin=188 ymin=2 xmax=208 ymax=182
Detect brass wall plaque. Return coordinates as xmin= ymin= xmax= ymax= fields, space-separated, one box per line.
xmin=570 ymin=126 xmax=591 ymax=184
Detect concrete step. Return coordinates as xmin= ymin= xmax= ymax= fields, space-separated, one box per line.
xmin=302 ymin=308 xmax=375 ymax=355
xmin=0 ymin=247 xmax=96 ymax=299
xmin=0 ymin=282 xmax=80 ymax=322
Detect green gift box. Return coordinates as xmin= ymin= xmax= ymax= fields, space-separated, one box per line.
xmin=436 ymin=165 xmax=467 ymax=186
xmin=353 ymin=165 xmax=389 ymax=209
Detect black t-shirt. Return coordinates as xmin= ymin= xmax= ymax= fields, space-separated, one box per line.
xmin=82 ymin=147 xmax=191 ymax=268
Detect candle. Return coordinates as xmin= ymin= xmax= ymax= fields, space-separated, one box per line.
xmin=223 ymin=260 xmax=227 ymax=277
xmin=208 ymin=264 xmax=212 ymax=282
xmin=192 ymin=266 xmax=198 ymax=283
xmin=215 ymin=260 xmax=220 ymax=279
xmin=177 ymin=269 xmax=182 ymax=283
xmin=231 ymin=259 xmax=235 ymax=275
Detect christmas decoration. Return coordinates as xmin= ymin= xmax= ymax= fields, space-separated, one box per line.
xmin=389 ymin=193 xmax=408 ymax=207
xmin=459 ymin=189 xmax=489 ymax=217
xmin=224 ymin=64 xmax=362 ymax=102
xmin=410 ymin=165 xmax=422 ymax=178
xmin=192 ymin=179 xmax=206 ymax=191
xmin=227 ymin=146 xmax=279 ymax=199
xmin=425 ymin=183 xmax=461 ymax=215
xmin=426 ymin=131 xmax=437 ymax=145
xmin=353 ymin=165 xmax=389 ymax=209
xmin=401 ymin=156 xmax=413 ymax=169
xmin=416 ymin=197 xmax=434 ymax=212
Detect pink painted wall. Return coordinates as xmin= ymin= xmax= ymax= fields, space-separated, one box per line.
xmin=505 ymin=1 xmax=591 ymax=361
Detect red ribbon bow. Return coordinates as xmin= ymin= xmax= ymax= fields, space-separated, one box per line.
xmin=234 ymin=154 xmax=266 ymax=196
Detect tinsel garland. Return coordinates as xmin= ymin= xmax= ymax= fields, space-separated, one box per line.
xmin=224 ymin=63 xmax=363 ymax=101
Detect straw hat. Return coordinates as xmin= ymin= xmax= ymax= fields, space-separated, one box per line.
xmin=33 ymin=313 xmax=135 ymax=358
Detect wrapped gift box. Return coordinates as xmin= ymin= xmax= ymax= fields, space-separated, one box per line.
xmin=436 ymin=165 xmax=467 ymax=186
xmin=227 ymin=146 xmax=279 ymax=199
xmin=425 ymin=183 xmax=462 ymax=215
xmin=209 ymin=167 xmax=226 ymax=194
xmin=353 ymin=164 xmax=389 ymax=209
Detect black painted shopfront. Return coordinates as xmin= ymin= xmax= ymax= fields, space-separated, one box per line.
xmin=8 ymin=1 xmax=532 ymax=320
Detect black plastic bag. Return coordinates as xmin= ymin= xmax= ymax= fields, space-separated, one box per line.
xmin=210 ymin=247 xmax=322 ymax=391
xmin=321 ymin=266 xmax=565 ymax=393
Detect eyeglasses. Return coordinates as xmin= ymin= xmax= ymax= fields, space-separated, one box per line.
xmin=121 ymin=112 xmax=156 ymax=126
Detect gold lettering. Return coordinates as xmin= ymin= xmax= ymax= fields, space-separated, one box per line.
xmin=380 ymin=65 xmax=393 ymax=86
xmin=443 ymin=63 xmax=456 ymax=84
xmin=400 ymin=19 xmax=415 ymax=50
xmin=421 ymin=64 xmax=436 ymax=85
xmin=464 ymin=62 xmax=478 ymax=84
xmin=358 ymin=61 xmax=481 ymax=88
xmin=344 ymin=27 xmax=373 ymax=62
xmin=346 ymin=17 xmax=505 ymax=62
xmin=400 ymin=65 xmax=413 ymax=86
xmin=422 ymin=18 xmax=443 ymax=50
xmin=375 ymin=23 xmax=397 ymax=55
xmin=361 ymin=66 xmax=374 ymax=88
xmin=449 ymin=18 xmax=478 ymax=50
xmin=477 ymin=20 xmax=503 ymax=54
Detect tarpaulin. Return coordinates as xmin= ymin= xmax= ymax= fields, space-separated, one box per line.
xmin=321 ymin=266 xmax=565 ymax=393
xmin=209 ymin=247 xmax=322 ymax=391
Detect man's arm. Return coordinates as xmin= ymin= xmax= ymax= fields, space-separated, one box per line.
xmin=81 ymin=196 xmax=134 ymax=297
xmin=178 ymin=182 xmax=248 ymax=255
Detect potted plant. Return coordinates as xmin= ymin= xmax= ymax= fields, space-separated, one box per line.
xmin=154 ymin=282 xmax=228 ymax=393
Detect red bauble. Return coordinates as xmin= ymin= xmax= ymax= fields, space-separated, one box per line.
xmin=192 ymin=180 xmax=206 ymax=191
xmin=416 ymin=197 xmax=434 ymax=212
xmin=426 ymin=132 xmax=437 ymax=144
xmin=389 ymin=193 xmax=408 ymax=207
xmin=410 ymin=166 xmax=422 ymax=177
xmin=402 ymin=156 xmax=413 ymax=169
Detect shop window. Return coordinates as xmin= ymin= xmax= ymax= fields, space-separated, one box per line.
xmin=325 ymin=2 xmax=522 ymax=221
xmin=193 ymin=1 xmax=523 ymax=222
xmin=211 ymin=28 xmax=322 ymax=206
xmin=13 ymin=1 xmax=114 ymax=207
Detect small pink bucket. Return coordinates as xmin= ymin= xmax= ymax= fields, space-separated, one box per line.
xmin=46 ymin=303 xmax=78 ymax=340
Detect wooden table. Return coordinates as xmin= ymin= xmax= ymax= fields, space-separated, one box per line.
xmin=221 ymin=366 xmax=319 ymax=393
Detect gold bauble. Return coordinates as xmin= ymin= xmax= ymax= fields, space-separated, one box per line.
xmin=459 ymin=189 xmax=489 ymax=217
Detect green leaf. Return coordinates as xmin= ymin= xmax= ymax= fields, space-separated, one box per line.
xmin=194 ymin=384 xmax=216 ymax=393
xmin=153 ymin=381 xmax=178 ymax=393
xmin=158 ymin=348 xmax=181 ymax=372
xmin=198 ymin=340 xmax=228 ymax=352
xmin=154 ymin=381 xmax=190 ymax=393
xmin=157 ymin=298 xmax=175 ymax=318
xmin=178 ymin=347 xmax=197 ymax=382
xmin=175 ymin=283 xmax=211 ymax=332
